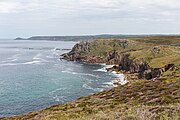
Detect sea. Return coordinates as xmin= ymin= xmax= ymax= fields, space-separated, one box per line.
xmin=0 ymin=39 xmax=124 ymax=118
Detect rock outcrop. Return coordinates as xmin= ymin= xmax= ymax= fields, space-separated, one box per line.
xmin=61 ymin=42 xmax=91 ymax=61
xmin=144 ymin=64 xmax=175 ymax=80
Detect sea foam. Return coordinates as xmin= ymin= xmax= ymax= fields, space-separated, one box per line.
xmin=61 ymin=70 xmax=100 ymax=78
xmin=22 ymin=61 xmax=42 ymax=65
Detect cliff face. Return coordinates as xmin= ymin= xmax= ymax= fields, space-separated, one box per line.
xmin=61 ymin=44 xmax=173 ymax=80
xmin=61 ymin=40 xmax=128 ymax=64
xmin=61 ymin=42 xmax=106 ymax=63
xmin=108 ymin=53 xmax=174 ymax=80
xmin=61 ymin=42 xmax=91 ymax=61
xmin=118 ymin=54 xmax=149 ymax=73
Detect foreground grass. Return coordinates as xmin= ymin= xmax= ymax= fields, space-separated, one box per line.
xmin=2 ymin=77 xmax=180 ymax=120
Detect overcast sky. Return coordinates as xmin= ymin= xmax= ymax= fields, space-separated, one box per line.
xmin=0 ymin=0 xmax=180 ymax=38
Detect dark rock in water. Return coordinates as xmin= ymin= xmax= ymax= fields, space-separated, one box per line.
xmin=62 ymin=49 xmax=71 ymax=51
xmin=15 ymin=37 xmax=25 ymax=40
xmin=55 ymin=48 xmax=61 ymax=51
xmin=106 ymin=65 xmax=119 ymax=72
xmin=28 ymin=48 xmax=34 ymax=50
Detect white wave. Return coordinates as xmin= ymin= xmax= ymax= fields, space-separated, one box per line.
xmin=94 ymin=64 xmax=115 ymax=72
xmin=103 ymin=79 xmax=120 ymax=87
xmin=52 ymin=95 xmax=65 ymax=102
xmin=94 ymin=67 xmax=107 ymax=72
xmin=33 ymin=53 xmax=42 ymax=60
xmin=10 ymin=59 xmax=18 ymax=62
xmin=22 ymin=61 xmax=42 ymax=65
xmin=99 ymin=63 xmax=106 ymax=65
xmin=61 ymin=70 xmax=100 ymax=78
xmin=49 ymin=88 xmax=66 ymax=94
xmin=61 ymin=70 xmax=77 ymax=75
xmin=4 ymin=54 xmax=21 ymax=63
xmin=1 ymin=61 xmax=8 ymax=63
xmin=84 ymin=73 xmax=100 ymax=78
xmin=103 ymin=81 xmax=114 ymax=85
xmin=33 ymin=53 xmax=48 ymax=62
xmin=101 ymin=85 xmax=111 ymax=88
xmin=0 ymin=63 xmax=18 ymax=67
xmin=105 ymin=65 xmax=115 ymax=68
xmin=111 ymin=71 xmax=117 ymax=74
xmin=0 ymin=60 xmax=44 ymax=66
xmin=46 ymin=55 xmax=54 ymax=59
xmin=7 ymin=54 xmax=21 ymax=60
xmin=1 ymin=58 xmax=18 ymax=63
xmin=82 ymin=84 xmax=103 ymax=92
xmin=83 ymin=84 xmax=93 ymax=90
xmin=112 ymin=72 xmax=128 ymax=85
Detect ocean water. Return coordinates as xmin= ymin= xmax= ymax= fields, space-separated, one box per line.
xmin=0 ymin=39 xmax=122 ymax=118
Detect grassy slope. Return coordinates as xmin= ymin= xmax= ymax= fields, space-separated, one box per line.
xmin=2 ymin=36 xmax=180 ymax=120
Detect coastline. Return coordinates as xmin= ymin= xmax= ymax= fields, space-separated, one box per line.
xmin=99 ymin=64 xmax=128 ymax=86
xmin=2 ymin=36 xmax=180 ymax=120
xmin=81 ymin=61 xmax=128 ymax=86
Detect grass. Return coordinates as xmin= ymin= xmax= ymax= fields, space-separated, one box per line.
xmin=128 ymin=45 xmax=180 ymax=68
xmin=129 ymin=36 xmax=180 ymax=45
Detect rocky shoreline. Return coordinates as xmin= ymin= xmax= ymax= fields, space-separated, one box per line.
xmin=61 ymin=40 xmax=179 ymax=82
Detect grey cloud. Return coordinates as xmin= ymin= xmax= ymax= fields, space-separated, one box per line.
xmin=0 ymin=0 xmax=180 ymax=38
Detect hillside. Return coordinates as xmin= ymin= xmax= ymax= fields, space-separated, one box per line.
xmin=3 ymin=36 xmax=180 ymax=120
xmin=2 ymin=78 xmax=180 ymax=120
xmin=15 ymin=35 xmax=147 ymax=41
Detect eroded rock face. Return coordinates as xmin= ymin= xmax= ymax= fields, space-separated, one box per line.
xmin=106 ymin=54 xmax=175 ymax=80
xmin=118 ymin=54 xmax=149 ymax=73
xmin=144 ymin=64 xmax=174 ymax=80
xmin=61 ymin=42 xmax=121 ymax=64
xmin=107 ymin=50 xmax=120 ymax=65
xmin=61 ymin=42 xmax=91 ymax=61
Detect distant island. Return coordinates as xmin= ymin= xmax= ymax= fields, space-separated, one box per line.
xmin=14 ymin=34 xmax=180 ymax=42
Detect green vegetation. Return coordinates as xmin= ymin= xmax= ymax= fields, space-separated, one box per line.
xmin=128 ymin=45 xmax=180 ymax=68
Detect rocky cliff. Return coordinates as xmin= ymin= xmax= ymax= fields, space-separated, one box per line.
xmin=61 ymin=40 xmax=128 ymax=64
xmin=61 ymin=38 xmax=180 ymax=81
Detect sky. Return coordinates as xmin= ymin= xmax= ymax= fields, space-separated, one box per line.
xmin=0 ymin=0 xmax=180 ymax=38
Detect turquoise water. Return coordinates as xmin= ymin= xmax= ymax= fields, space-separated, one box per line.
xmin=0 ymin=40 xmax=118 ymax=117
